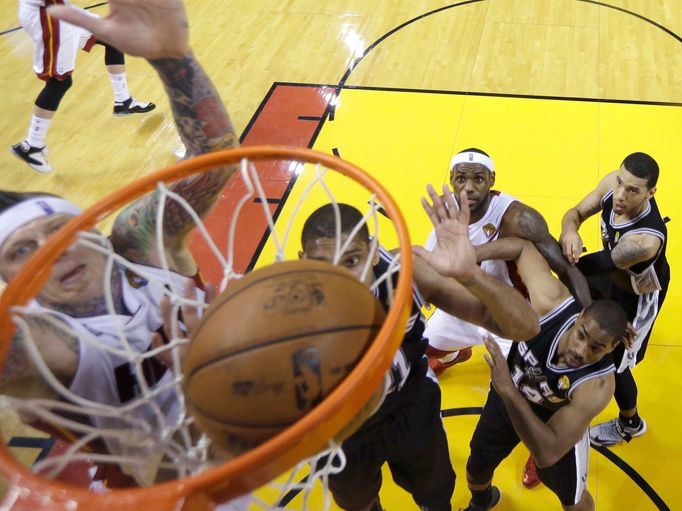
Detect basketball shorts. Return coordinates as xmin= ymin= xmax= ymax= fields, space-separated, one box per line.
xmin=586 ymin=274 xmax=668 ymax=372
xmin=328 ymin=375 xmax=455 ymax=511
xmin=424 ymin=308 xmax=513 ymax=358
xmin=19 ymin=2 xmax=98 ymax=80
xmin=467 ymin=388 xmax=588 ymax=507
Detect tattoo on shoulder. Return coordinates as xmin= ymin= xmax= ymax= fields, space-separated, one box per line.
xmin=505 ymin=203 xmax=550 ymax=242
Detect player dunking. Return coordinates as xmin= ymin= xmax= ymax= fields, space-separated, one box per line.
xmin=0 ymin=2 xmax=246 ymax=506
xmin=560 ymin=152 xmax=670 ymax=447
xmin=461 ymin=232 xmax=629 ymax=511
xmin=11 ymin=0 xmax=155 ymax=174
xmin=300 ymin=187 xmax=540 ymax=511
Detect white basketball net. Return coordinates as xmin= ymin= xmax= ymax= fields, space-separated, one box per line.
xmin=3 ymin=155 xmax=405 ymax=510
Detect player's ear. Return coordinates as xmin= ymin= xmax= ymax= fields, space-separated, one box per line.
xmin=371 ymin=246 xmax=381 ymax=266
xmin=489 ymin=171 xmax=496 ymax=186
xmin=647 ymin=186 xmax=657 ymax=199
xmin=298 ymin=250 xmax=306 ymax=260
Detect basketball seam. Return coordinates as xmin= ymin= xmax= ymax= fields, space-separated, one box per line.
xmin=185 ymin=323 xmax=382 ymax=381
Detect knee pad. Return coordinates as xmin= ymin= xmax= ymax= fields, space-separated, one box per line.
xmin=102 ymin=43 xmax=125 ymax=66
xmin=35 ymin=76 xmax=73 ymax=111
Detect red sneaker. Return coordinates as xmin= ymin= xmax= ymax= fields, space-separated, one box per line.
xmin=522 ymin=455 xmax=541 ymax=489
xmin=427 ymin=347 xmax=473 ymax=377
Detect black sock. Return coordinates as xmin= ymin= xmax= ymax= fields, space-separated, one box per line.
xmin=471 ymin=486 xmax=493 ymax=507
xmin=619 ymin=411 xmax=641 ymax=429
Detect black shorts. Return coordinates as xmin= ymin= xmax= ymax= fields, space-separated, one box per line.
xmin=466 ymin=388 xmax=588 ymax=507
xmin=328 ymin=375 xmax=455 ymax=511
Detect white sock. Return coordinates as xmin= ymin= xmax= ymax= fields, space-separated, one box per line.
xmin=26 ymin=115 xmax=52 ymax=148
xmin=109 ymin=72 xmax=131 ymax=103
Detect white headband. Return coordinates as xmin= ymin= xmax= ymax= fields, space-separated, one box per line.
xmin=450 ymin=151 xmax=495 ymax=173
xmin=0 ymin=197 xmax=82 ymax=252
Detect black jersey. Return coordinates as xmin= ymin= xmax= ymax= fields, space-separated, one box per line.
xmin=506 ymin=298 xmax=615 ymax=419
xmin=600 ymin=190 xmax=670 ymax=295
xmin=359 ymin=247 xmax=429 ymax=426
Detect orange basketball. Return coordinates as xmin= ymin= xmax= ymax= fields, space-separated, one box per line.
xmin=183 ymin=259 xmax=386 ymax=455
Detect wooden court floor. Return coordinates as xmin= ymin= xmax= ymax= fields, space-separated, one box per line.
xmin=1 ymin=1 xmax=681 ymax=509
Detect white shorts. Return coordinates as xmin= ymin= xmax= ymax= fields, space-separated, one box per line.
xmin=424 ymin=308 xmax=514 ymax=358
xmin=19 ymin=2 xmax=97 ymax=80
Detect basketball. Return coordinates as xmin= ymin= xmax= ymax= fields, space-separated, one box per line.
xmin=183 ymin=259 xmax=386 ymax=455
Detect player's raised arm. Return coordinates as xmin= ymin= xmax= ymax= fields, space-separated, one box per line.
xmin=49 ymin=0 xmax=239 ymax=274
xmin=414 ymin=185 xmax=540 ymax=341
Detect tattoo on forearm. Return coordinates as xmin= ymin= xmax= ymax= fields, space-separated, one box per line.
xmin=612 ymin=238 xmax=651 ymax=267
xmin=112 ymin=55 xmax=239 ymax=261
xmin=149 ymin=55 xmax=236 ymax=155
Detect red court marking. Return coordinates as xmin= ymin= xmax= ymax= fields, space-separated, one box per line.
xmin=190 ymin=85 xmax=335 ymax=284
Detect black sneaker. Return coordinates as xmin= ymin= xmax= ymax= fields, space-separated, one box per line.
xmin=113 ymin=97 xmax=156 ymax=116
xmin=10 ymin=141 xmax=52 ymax=173
xmin=460 ymin=487 xmax=501 ymax=511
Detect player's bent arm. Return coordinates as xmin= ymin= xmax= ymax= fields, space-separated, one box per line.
xmin=0 ymin=315 xmax=78 ymax=400
xmin=560 ymin=171 xmax=618 ymax=262
xmin=475 ymin=237 xmax=526 ymax=263
xmin=414 ymin=255 xmax=540 ymax=341
xmin=611 ymin=233 xmax=661 ymax=270
xmin=499 ymin=374 xmax=614 ymax=468
xmin=111 ymin=55 xmax=239 ymax=274
xmin=503 ymin=204 xmax=592 ymax=307
xmin=476 ymin=238 xmax=572 ymax=317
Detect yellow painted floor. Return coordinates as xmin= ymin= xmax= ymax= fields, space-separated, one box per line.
xmin=1 ymin=1 xmax=681 ymax=510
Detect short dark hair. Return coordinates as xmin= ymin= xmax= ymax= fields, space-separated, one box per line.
xmin=301 ymin=203 xmax=369 ymax=248
xmin=0 ymin=190 xmax=60 ymax=214
xmin=621 ymin=152 xmax=659 ymax=189
xmin=582 ymin=299 xmax=628 ymax=344
xmin=457 ymin=147 xmax=490 ymax=158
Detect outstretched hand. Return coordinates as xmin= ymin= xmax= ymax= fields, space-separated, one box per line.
xmin=48 ymin=0 xmax=190 ymax=59
xmin=414 ymin=185 xmax=477 ymax=283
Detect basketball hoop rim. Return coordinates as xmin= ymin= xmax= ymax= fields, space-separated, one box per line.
xmin=0 ymin=145 xmax=414 ymax=510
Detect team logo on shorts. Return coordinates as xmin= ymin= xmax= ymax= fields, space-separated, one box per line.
xmin=558 ymin=375 xmax=570 ymax=390
xmin=482 ymin=223 xmax=496 ymax=239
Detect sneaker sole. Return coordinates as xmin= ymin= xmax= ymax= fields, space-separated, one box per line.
xmin=113 ymin=105 xmax=157 ymax=116
xmin=9 ymin=146 xmax=53 ymax=173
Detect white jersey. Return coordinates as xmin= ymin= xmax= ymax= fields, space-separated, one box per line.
xmin=18 ymin=0 xmax=97 ymax=80
xmin=424 ymin=191 xmax=518 ymax=356
xmin=28 ymin=262 xmax=199 ymax=485
xmin=19 ymin=0 xmax=50 ymax=6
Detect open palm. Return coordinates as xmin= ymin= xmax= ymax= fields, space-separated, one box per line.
xmin=48 ymin=0 xmax=190 ymax=59
xmin=415 ymin=185 xmax=477 ymax=282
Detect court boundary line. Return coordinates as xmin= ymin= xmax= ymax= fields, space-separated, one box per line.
xmin=270 ymin=81 xmax=682 ymax=108
xmin=337 ymin=0 xmax=682 ymax=89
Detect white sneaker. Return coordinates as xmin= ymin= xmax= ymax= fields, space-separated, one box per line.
xmin=10 ymin=141 xmax=53 ymax=173
xmin=590 ymin=417 xmax=647 ymax=447
xmin=113 ymin=97 xmax=157 ymax=116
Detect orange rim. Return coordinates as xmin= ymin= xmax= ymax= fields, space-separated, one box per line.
xmin=0 ymin=146 xmax=413 ymax=510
